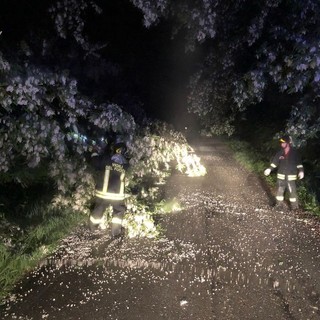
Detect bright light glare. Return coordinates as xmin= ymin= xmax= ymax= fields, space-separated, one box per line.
xmin=183 ymin=153 xmax=206 ymax=177
xmin=161 ymin=199 xmax=182 ymax=213
xmin=171 ymin=201 xmax=182 ymax=212
xmin=176 ymin=145 xmax=206 ymax=177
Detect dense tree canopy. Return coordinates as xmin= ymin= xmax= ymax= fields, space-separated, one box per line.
xmin=2 ymin=0 xmax=319 ymax=144
xmin=131 ymin=0 xmax=320 ymax=145
xmin=1 ymin=0 xmax=320 ymax=207
xmin=0 ymin=0 xmax=204 ymax=216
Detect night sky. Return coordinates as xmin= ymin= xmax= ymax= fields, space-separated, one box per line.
xmin=77 ymin=0 xmax=201 ymax=129
xmin=93 ymin=0 xmax=200 ymax=129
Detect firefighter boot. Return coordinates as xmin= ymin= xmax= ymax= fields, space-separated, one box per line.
xmin=290 ymin=201 xmax=299 ymax=211
xmin=111 ymin=215 xmax=123 ymax=238
xmin=89 ymin=215 xmax=103 ymax=232
xmin=89 ymin=219 xmax=99 ymax=232
xmin=273 ymin=201 xmax=286 ymax=212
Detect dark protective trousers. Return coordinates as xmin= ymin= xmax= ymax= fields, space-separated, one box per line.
xmin=89 ymin=197 xmax=125 ymax=236
xmin=276 ymin=179 xmax=298 ymax=209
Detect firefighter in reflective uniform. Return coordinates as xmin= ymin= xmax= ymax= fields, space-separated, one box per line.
xmin=89 ymin=142 xmax=129 ymax=237
xmin=264 ymin=135 xmax=304 ymax=211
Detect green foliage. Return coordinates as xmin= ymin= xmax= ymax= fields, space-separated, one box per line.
xmin=0 ymin=0 xmax=200 ymax=303
xmin=297 ymin=183 xmax=320 ymax=217
xmin=0 ymin=251 xmax=37 ymax=294
xmin=157 ymin=198 xmax=182 ymax=214
xmin=0 ymin=205 xmax=85 ymax=302
xmin=127 ymin=121 xmax=197 ymax=196
xmin=21 ymin=211 xmax=83 ymax=253
xmin=228 ymin=139 xmax=267 ymax=174
xmin=132 ymin=0 xmax=320 ymax=146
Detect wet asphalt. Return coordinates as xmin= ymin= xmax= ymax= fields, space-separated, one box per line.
xmin=1 ymin=137 xmax=320 ymax=320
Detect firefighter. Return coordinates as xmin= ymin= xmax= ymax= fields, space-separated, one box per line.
xmin=89 ymin=141 xmax=129 ymax=237
xmin=264 ymin=135 xmax=304 ymax=211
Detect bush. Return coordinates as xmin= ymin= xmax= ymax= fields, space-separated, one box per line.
xmin=0 ymin=205 xmax=85 ymax=301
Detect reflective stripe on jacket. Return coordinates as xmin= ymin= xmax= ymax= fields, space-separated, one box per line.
xmin=270 ymin=148 xmax=303 ymax=180
xmin=95 ymin=165 xmax=128 ymax=201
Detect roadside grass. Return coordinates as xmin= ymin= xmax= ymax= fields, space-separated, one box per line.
xmin=228 ymin=139 xmax=320 ymax=217
xmin=0 ymin=205 xmax=86 ymax=303
xmin=228 ymin=139 xmax=267 ymax=174
xmin=0 ymin=194 xmax=168 ymax=303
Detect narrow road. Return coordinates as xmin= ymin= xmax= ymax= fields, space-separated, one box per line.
xmin=1 ymin=137 xmax=320 ymax=319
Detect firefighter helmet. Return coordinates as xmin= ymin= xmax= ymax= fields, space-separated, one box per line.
xmin=113 ymin=141 xmax=126 ymax=154
xmin=279 ymin=135 xmax=291 ymax=144
xmin=113 ymin=135 xmax=127 ymax=154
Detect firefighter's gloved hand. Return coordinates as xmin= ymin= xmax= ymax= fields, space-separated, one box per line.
xmin=298 ymin=171 xmax=304 ymax=179
xmin=264 ymin=168 xmax=271 ymax=176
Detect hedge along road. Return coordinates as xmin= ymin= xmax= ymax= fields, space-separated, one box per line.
xmin=1 ymin=136 xmax=320 ymax=320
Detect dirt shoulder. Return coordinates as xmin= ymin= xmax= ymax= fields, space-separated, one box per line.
xmin=188 ymin=136 xmax=320 ymax=319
